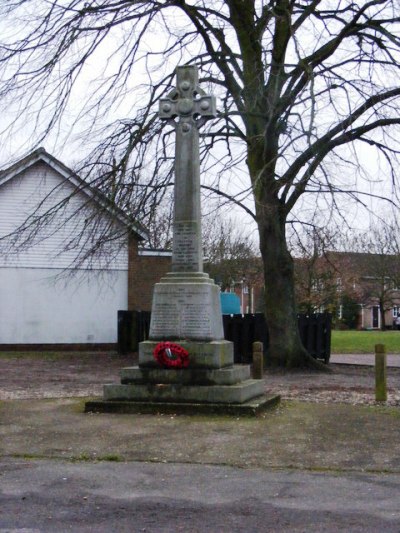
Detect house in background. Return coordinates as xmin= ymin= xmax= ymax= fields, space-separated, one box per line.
xmin=295 ymin=251 xmax=400 ymax=330
xmin=202 ymin=243 xmax=400 ymax=329
xmin=204 ymin=256 xmax=264 ymax=315
xmin=0 ymin=148 xmax=171 ymax=348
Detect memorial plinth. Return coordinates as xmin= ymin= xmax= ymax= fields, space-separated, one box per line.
xmin=148 ymin=272 xmax=224 ymax=342
xmin=86 ymin=66 xmax=279 ymax=416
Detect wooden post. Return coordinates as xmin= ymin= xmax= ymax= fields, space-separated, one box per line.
xmin=375 ymin=344 xmax=387 ymax=402
xmin=252 ymin=342 xmax=263 ymax=379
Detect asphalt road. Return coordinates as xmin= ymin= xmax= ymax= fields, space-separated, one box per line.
xmin=1 ymin=459 xmax=400 ymax=532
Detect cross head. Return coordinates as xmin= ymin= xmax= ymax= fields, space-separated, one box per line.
xmin=159 ymin=66 xmax=216 ymax=130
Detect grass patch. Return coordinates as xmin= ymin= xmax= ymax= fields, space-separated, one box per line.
xmin=367 ymin=405 xmax=400 ymax=418
xmin=12 ymin=453 xmax=41 ymax=460
xmin=331 ymin=330 xmax=400 ymax=354
xmin=72 ymin=452 xmax=123 ymax=463
xmin=71 ymin=398 xmax=98 ymax=413
xmin=10 ymin=452 xmax=124 ymax=463
xmin=97 ymin=454 xmax=124 ymax=462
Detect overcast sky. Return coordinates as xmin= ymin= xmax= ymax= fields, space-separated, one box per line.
xmin=0 ymin=1 xmax=397 ymax=244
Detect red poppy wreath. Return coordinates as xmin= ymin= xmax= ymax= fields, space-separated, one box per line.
xmin=153 ymin=341 xmax=189 ymax=369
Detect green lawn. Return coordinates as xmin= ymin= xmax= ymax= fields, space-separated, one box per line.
xmin=331 ymin=330 xmax=400 ymax=354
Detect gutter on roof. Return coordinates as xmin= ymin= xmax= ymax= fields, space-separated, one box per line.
xmin=0 ymin=147 xmax=149 ymax=242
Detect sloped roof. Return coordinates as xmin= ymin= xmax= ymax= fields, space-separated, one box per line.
xmin=325 ymin=251 xmax=400 ymax=278
xmin=0 ymin=147 xmax=148 ymax=241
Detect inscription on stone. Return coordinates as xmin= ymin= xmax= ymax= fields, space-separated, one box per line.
xmin=184 ymin=303 xmax=211 ymax=335
xmin=150 ymin=286 xmax=213 ymax=339
xmin=150 ymin=303 xmax=180 ymax=331
xmin=172 ymin=222 xmax=199 ymax=271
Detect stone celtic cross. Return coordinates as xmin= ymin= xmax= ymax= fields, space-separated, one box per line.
xmin=96 ymin=70 xmax=265 ymax=414
xmin=159 ymin=66 xmax=216 ymax=273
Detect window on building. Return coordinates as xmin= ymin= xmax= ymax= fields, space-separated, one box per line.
xmin=393 ymin=306 xmax=400 ymax=318
xmin=311 ymin=278 xmax=324 ymax=291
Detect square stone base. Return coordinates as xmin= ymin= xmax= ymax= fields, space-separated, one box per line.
xmin=149 ymin=272 xmax=224 ymax=341
xmin=87 ymin=339 xmax=280 ymax=416
xmin=139 ymin=340 xmax=234 ymax=369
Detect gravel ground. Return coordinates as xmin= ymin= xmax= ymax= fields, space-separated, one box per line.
xmin=265 ymin=364 xmax=400 ymax=406
xmin=0 ymin=352 xmax=399 ymax=406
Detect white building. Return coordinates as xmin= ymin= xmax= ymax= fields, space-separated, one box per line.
xmin=0 ymin=148 xmax=148 ymax=346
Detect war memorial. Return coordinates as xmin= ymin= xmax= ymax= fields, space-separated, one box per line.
xmin=86 ymin=66 xmax=279 ymax=415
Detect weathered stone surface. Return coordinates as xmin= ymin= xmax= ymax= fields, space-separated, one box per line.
xmin=103 ymin=379 xmax=265 ymax=404
xmin=95 ymin=67 xmax=269 ymax=412
xmin=85 ymin=394 xmax=280 ymax=416
xmin=149 ymin=273 xmax=224 ymax=341
xmin=148 ymin=66 xmax=224 ymax=343
xmin=139 ymin=340 xmax=233 ymax=369
xmin=120 ymin=365 xmax=251 ymax=386
xmin=159 ymin=66 xmax=216 ymax=274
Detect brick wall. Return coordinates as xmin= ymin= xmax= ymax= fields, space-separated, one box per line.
xmin=128 ymin=235 xmax=172 ymax=311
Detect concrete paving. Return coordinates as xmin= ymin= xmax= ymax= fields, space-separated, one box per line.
xmin=1 ymin=353 xmax=400 ymax=531
xmin=1 ymin=395 xmax=400 ymax=531
xmin=330 ymin=353 xmax=400 ymax=367
xmin=1 ymin=459 xmax=400 ymax=532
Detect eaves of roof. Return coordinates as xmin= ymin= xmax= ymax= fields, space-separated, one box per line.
xmin=0 ymin=147 xmax=149 ymax=241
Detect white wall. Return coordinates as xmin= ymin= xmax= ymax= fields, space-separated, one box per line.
xmin=0 ymin=161 xmax=128 ymax=270
xmin=0 ymin=267 xmax=127 ymax=343
xmin=0 ymin=159 xmax=129 ymax=344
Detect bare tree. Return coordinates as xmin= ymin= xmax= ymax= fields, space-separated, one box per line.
xmin=291 ymin=226 xmax=341 ymax=315
xmin=0 ymin=1 xmax=400 ymax=367
xmin=350 ymin=221 xmax=400 ymax=330
xmin=203 ymin=215 xmax=261 ymax=293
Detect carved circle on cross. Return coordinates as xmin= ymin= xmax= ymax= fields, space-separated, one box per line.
xmin=177 ymin=98 xmax=194 ymax=116
xmin=180 ymin=81 xmax=191 ymax=91
xmin=159 ymin=67 xmax=216 ymax=130
xmin=162 ymin=102 xmax=172 ymax=114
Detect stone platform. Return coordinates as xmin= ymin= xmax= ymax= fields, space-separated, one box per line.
xmin=84 ymin=342 xmax=280 ymax=416
xmin=101 ymin=356 xmax=266 ymax=404
xmin=103 ymin=372 xmax=264 ymax=404
xmin=85 ymin=394 xmax=280 ymax=417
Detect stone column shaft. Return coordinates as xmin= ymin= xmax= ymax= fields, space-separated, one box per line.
xmin=172 ymin=118 xmax=202 ymax=272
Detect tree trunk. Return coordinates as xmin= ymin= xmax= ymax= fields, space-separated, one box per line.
xmin=380 ymin=299 xmax=386 ymax=331
xmin=257 ymin=200 xmax=327 ymax=370
xmin=245 ymin=96 xmax=328 ymax=369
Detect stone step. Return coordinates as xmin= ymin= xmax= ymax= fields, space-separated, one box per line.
xmin=85 ymin=394 xmax=281 ymax=417
xmin=103 ymin=379 xmax=265 ymax=405
xmin=120 ymin=365 xmax=251 ymax=386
